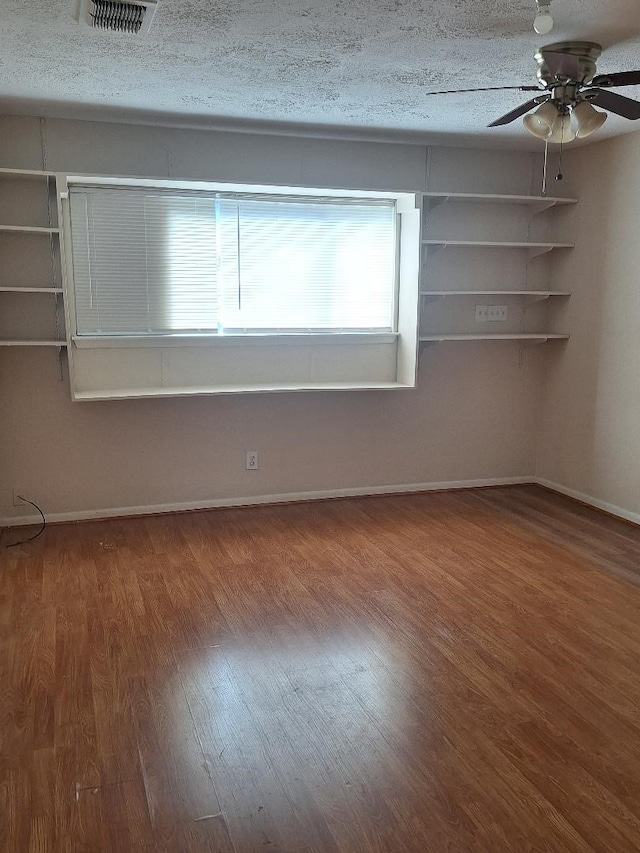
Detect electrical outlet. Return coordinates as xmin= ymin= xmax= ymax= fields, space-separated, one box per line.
xmin=475 ymin=305 xmax=488 ymax=322
xmin=12 ymin=489 xmax=26 ymax=507
xmin=246 ymin=451 xmax=259 ymax=470
xmin=487 ymin=305 xmax=508 ymax=322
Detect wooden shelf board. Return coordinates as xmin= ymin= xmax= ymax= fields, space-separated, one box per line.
xmin=0 ymin=287 xmax=63 ymax=293
xmin=422 ymin=192 xmax=577 ymax=205
xmin=419 ymin=333 xmax=569 ymax=342
xmin=420 ymin=290 xmax=571 ymax=297
xmin=0 ymin=225 xmax=59 ymax=234
xmin=0 ymin=340 xmax=67 ymax=347
xmin=422 ymin=240 xmax=574 ymax=249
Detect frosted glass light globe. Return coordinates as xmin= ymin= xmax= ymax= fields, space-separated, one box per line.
xmin=547 ymin=113 xmax=576 ymax=144
xmin=572 ymin=100 xmax=607 ymax=138
xmin=533 ymin=11 xmax=554 ymax=35
xmin=523 ymin=101 xmax=558 ymax=139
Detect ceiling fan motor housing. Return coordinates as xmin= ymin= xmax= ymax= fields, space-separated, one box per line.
xmin=535 ymin=41 xmax=602 ymax=87
xmin=551 ymin=84 xmax=578 ymax=110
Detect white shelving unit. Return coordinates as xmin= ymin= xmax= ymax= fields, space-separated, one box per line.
xmin=0 ymin=168 xmax=57 ymax=178
xmin=422 ymin=240 xmax=574 ymax=260
xmin=0 ymin=225 xmax=60 ymax=234
xmin=420 ymin=290 xmax=571 ymax=298
xmin=0 ymin=340 xmax=69 ymax=347
xmin=0 ymin=287 xmax=63 ymax=294
xmin=422 ymin=191 xmax=577 ymax=211
xmin=420 ymin=191 xmax=576 ymax=345
xmin=420 ymin=333 xmax=569 ymax=343
xmin=0 ymin=168 xmax=67 ymax=351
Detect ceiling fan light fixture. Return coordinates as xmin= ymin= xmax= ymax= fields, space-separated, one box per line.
xmin=523 ymin=101 xmax=559 ymax=139
xmin=533 ymin=1 xmax=554 ymax=35
xmin=572 ymin=100 xmax=608 ymax=138
xmin=547 ymin=112 xmax=576 ymax=143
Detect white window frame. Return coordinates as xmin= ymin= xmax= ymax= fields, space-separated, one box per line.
xmin=60 ymin=176 xmax=421 ymax=400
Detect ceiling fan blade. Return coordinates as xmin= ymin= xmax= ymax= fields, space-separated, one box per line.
xmin=586 ymin=88 xmax=640 ymax=119
xmin=488 ymin=97 xmax=547 ymax=127
xmin=423 ymin=85 xmax=541 ymax=96
xmin=591 ymin=70 xmax=640 ymax=88
xmin=541 ymin=49 xmax=581 ymax=80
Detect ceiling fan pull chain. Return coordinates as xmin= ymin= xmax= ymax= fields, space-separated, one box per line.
xmin=556 ymin=136 xmax=564 ymax=181
xmin=542 ymin=139 xmax=549 ymax=196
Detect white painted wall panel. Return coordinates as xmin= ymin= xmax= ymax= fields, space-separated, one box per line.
xmin=537 ymin=133 xmax=640 ymax=517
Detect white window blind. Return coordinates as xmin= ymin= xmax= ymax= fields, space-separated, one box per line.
xmin=69 ymin=186 xmax=397 ymax=337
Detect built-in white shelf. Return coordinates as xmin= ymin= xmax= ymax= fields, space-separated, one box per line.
xmin=0 ymin=287 xmax=63 ymax=293
xmin=0 ymin=169 xmax=67 ymax=358
xmin=0 ymin=167 xmax=57 ymax=179
xmin=0 ymin=225 xmax=59 ymax=234
xmin=422 ymin=240 xmax=574 ymax=249
xmin=420 ymin=290 xmax=571 ymax=298
xmin=420 ymin=333 xmax=569 ymax=343
xmin=0 ymin=340 xmax=67 ymax=347
xmin=422 ymin=192 xmax=577 ymax=207
xmin=419 ymin=188 xmax=575 ymax=348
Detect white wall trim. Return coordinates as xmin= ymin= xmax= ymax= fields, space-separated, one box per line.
xmin=4 ymin=476 xmax=639 ymax=530
xmin=535 ymin=478 xmax=640 ymax=527
xmin=0 ymin=476 xmax=532 ymax=527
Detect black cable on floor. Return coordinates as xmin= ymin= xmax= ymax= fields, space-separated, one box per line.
xmin=5 ymin=497 xmax=46 ymax=548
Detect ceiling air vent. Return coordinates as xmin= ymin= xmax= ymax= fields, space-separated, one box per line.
xmin=79 ymin=0 xmax=158 ymax=35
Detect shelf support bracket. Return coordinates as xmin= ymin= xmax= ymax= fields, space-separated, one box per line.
xmin=422 ymin=196 xmax=448 ymax=214
xmin=523 ymin=293 xmax=551 ymax=305
xmin=527 ymin=245 xmax=554 ymax=260
xmin=530 ymin=199 xmax=558 ymax=216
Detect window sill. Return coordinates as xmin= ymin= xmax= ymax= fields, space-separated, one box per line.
xmin=72 ymin=332 xmax=398 ymax=349
xmin=69 ymin=332 xmax=409 ymax=399
xmin=73 ymin=380 xmax=414 ymax=401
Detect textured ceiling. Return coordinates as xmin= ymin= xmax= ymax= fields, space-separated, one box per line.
xmin=0 ymin=0 xmax=639 ymax=145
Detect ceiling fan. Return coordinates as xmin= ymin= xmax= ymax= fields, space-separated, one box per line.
xmin=426 ymin=42 xmax=640 ymax=143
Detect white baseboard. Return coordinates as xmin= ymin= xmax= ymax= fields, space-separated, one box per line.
xmin=5 ymin=475 xmax=637 ymax=530
xmin=0 ymin=476 xmax=532 ymax=527
xmin=535 ymin=478 xmax=640 ymax=526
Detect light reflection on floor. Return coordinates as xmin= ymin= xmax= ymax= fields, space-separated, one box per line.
xmin=169 ymin=630 xmax=425 ymax=801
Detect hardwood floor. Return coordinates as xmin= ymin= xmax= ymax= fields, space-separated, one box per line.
xmin=2 ymin=485 xmax=640 ymax=852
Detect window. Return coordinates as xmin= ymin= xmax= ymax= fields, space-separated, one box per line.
xmin=69 ymin=187 xmax=396 ymax=337
xmin=63 ymin=177 xmax=420 ymax=399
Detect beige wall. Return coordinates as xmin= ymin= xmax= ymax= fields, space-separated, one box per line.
xmin=0 ymin=116 xmax=548 ymax=522
xmin=537 ymin=133 xmax=640 ymax=520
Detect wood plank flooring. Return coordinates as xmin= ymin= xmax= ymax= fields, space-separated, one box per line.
xmin=2 ymin=484 xmax=640 ymax=852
